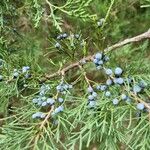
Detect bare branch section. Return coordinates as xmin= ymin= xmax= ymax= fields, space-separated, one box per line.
xmin=43 ymin=29 xmax=150 ymax=81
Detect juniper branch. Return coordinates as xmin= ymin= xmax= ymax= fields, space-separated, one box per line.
xmin=43 ymin=29 xmax=150 ymax=81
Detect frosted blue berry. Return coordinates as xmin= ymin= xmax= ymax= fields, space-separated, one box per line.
xmin=97 ymin=18 xmax=105 ymax=27
xmin=96 ymin=85 xmax=101 ymax=90
xmin=105 ymin=69 xmax=113 ymax=76
xmin=88 ymin=101 xmax=96 ymax=108
xmin=114 ymin=67 xmax=123 ymax=76
xmin=121 ymin=94 xmax=128 ymax=100
xmin=37 ymin=100 xmax=43 ymax=106
xmin=55 ymin=106 xmax=64 ymax=113
xmin=47 ymin=98 xmax=55 ymax=105
xmin=32 ymin=98 xmax=38 ymax=103
xmin=139 ymin=80 xmax=148 ymax=88
xmin=62 ymin=33 xmax=68 ymax=38
xmin=95 ymin=53 xmax=102 ymax=59
xmin=42 ymin=101 xmax=47 ymax=107
xmin=93 ymin=58 xmax=99 ymax=64
xmin=88 ymin=95 xmax=94 ymax=100
xmin=105 ymin=91 xmax=111 ymax=97
xmin=22 ymin=66 xmax=30 ymax=73
xmin=56 ymin=85 xmax=63 ymax=92
xmin=32 ymin=113 xmax=37 ymax=119
xmin=25 ymin=73 xmax=31 ymax=79
xmin=103 ymin=55 xmax=109 ymax=62
xmin=41 ymin=96 xmax=46 ymax=101
xmin=106 ymin=79 xmax=113 ymax=86
xmin=32 ymin=112 xmax=42 ymax=119
xmin=58 ymin=98 xmax=64 ymax=103
xmin=116 ymin=77 xmax=124 ymax=85
xmin=133 ymin=85 xmax=142 ymax=94
xmin=137 ymin=103 xmax=145 ymax=110
xmin=98 ymin=60 xmax=103 ymax=65
xmin=96 ymin=66 xmax=102 ymax=70
xmin=112 ymin=98 xmax=119 ymax=105
xmin=100 ymin=85 xmax=107 ymax=91
xmin=40 ymin=113 xmax=46 ymax=119
xmin=55 ymin=42 xmax=61 ymax=48
xmin=87 ymin=86 xmax=93 ymax=93
xmin=13 ymin=72 xmax=19 ymax=78
xmin=92 ymin=92 xmax=97 ymax=97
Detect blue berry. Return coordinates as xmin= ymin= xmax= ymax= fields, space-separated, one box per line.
xmin=62 ymin=33 xmax=68 ymax=38
xmin=87 ymin=86 xmax=93 ymax=93
xmin=105 ymin=69 xmax=113 ymax=76
xmin=105 ymin=91 xmax=111 ymax=97
xmin=106 ymin=79 xmax=113 ymax=86
xmin=40 ymin=113 xmax=46 ymax=119
xmin=112 ymin=98 xmax=119 ymax=105
xmin=32 ymin=98 xmax=38 ymax=103
xmin=92 ymin=92 xmax=97 ymax=97
xmin=115 ymin=77 xmax=124 ymax=85
xmin=88 ymin=101 xmax=96 ymax=108
xmin=55 ymin=42 xmax=61 ymax=48
xmin=13 ymin=72 xmax=19 ymax=78
xmin=22 ymin=66 xmax=30 ymax=73
xmin=96 ymin=85 xmax=101 ymax=90
xmin=95 ymin=53 xmax=102 ymax=59
xmin=97 ymin=18 xmax=105 ymax=27
xmin=93 ymin=58 xmax=99 ymax=64
xmin=98 ymin=60 xmax=103 ymax=65
xmin=96 ymin=65 xmax=102 ymax=70
xmin=126 ymin=98 xmax=131 ymax=103
xmin=121 ymin=94 xmax=128 ymax=100
xmin=137 ymin=103 xmax=145 ymax=110
xmin=133 ymin=85 xmax=142 ymax=94
xmin=139 ymin=80 xmax=147 ymax=88
xmin=88 ymin=95 xmax=94 ymax=100
xmin=114 ymin=67 xmax=123 ymax=76
xmin=55 ymin=106 xmax=64 ymax=113
xmin=100 ymin=85 xmax=107 ymax=91
xmin=58 ymin=98 xmax=64 ymax=103
xmin=32 ymin=112 xmax=42 ymax=119
xmin=42 ymin=101 xmax=47 ymax=107
xmin=37 ymin=100 xmax=43 ymax=106
xmin=103 ymin=55 xmax=109 ymax=62
xmin=47 ymin=98 xmax=55 ymax=105
xmin=57 ymin=34 xmax=63 ymax=40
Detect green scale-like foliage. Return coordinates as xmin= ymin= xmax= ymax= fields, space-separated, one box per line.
xmin=0 ymin=0 xmax=150 ymax=150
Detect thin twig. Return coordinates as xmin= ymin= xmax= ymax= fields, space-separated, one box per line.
xmin=42 ymin=29 xmax=150 ymax=81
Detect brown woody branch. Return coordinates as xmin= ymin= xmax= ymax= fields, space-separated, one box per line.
xmin=42 ymin=29 xmax=150 ymax=81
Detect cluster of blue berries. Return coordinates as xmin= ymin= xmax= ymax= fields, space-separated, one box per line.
xmin=93 ymin=52 xmax=109 ymax=70
xmin=32 ymin=82 xmax=72 ymax=121
xmin=13 ymin=66 xmax=31 ymax=79
xmin=0 ymin=65 xmax=31 ymax=82
xmin=55 ymin=33 xmax=80 ymax=49
xmin=56 ymin=82 xmax=73 ymax=94
xmin=88 ymin=52 xmax=149 ymax=112
xmin=87 ymin=86 xmax=97 ymax=108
